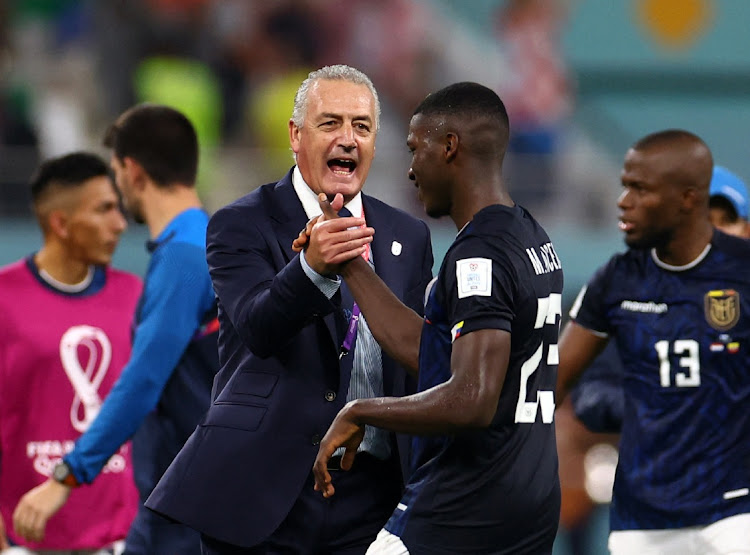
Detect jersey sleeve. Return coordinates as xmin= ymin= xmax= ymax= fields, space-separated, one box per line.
xmin=568 ymin=258 xmax=615 ymax=336
xmin=441 ymin=236 xmax=516 ymax=339
xmin=65 ymin=241 xmax=214 ymax=483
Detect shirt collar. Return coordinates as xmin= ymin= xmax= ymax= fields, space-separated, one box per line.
xmin=650 ymin=243 xmax=712 ymax=272
xmin=146 ymin=207 xmax=203 ymax=252
xmin=292 ymin=166 xmax=363 ymax=219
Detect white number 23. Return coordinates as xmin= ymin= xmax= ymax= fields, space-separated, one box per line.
xmin=514 ymin=294 xmax=561 ymax=424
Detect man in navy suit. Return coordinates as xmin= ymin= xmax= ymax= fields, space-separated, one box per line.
xmin=145 ymin=65 xmax=434 ymax=553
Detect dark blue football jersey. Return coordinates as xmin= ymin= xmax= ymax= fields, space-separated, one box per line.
xmin=570 ymin=342 xmax=625 ymax=434
xmin=384 ymin=205 xmax=563 ymax=554
xmin=571 ymin=230 xmax=750 ymax=530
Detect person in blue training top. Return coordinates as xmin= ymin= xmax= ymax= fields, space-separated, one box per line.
xmin=13 ymin=104 xmax=219 ymax=555
xmin=557 ymin=130 xmax=750 ymax=554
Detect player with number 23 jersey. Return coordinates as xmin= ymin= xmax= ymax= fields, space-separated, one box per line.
xmin=385 ymin=204 xmax=563 ymax=554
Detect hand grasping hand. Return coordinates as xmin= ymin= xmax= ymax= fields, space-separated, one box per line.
xmin=293 ymin=193 xmax=374 ymax=276
xmin=292 ymin=192 xmax=345 ymax=252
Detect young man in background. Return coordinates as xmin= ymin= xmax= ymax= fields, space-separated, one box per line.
xmin=0 ymin=152 xmax=140 ymax=553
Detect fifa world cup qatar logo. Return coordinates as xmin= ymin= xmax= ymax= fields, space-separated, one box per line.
xmin=60 ymin=325 xmax=111 ymax=432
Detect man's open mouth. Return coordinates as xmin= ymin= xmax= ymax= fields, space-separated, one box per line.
xmin=328 ymin=159 xmax=356 ymax=175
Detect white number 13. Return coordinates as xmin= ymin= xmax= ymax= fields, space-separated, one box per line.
xmin=654 ymin=339 xmax=700 ymax=387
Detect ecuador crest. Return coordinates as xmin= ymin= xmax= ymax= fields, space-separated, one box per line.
xmin=704 ymin=289 xmax=740 ymax=331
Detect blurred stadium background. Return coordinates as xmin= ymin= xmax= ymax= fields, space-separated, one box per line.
xmin=1 ymin=1 xmax=747 ymax=553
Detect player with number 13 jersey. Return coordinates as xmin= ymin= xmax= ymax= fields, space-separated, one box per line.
xmin=386 ymin=203 xmax=563 ymax=553
xmin=570 ymin=229 xmax=750 ymax=531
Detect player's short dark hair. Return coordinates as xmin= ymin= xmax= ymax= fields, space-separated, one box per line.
xmin=632 ymin=129 xmax=706 ymax=152
xmin=103 ymin=103 xmax=198 ymax=187
xmin=709 ymin=195 xmax=739 ymax=222
xmin=30 ymin=151 xmax=112 ymax=205
xmin=413 ymin=82 xmax=510 ymax=132
xmin=631 ymin=129 xmax=713 ymax=191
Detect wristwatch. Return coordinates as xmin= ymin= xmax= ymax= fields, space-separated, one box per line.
xmin=52 ymin=461 xmax=80 ymax=488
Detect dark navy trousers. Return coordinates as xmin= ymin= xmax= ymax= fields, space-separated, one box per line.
xmin=200 ymin=454 xmax=402 ymax=555
xmin=125 ymin=501 xmax=203 ymax=555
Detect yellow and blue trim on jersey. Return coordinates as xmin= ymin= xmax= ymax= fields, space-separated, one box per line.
xmin=450 ymin=321 xmax=464 ymax=342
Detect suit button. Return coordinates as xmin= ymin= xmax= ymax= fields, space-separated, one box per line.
xmin=325 ymin=391 xmax=336 ymax=402
xmin=311 ymin=434 xmax=321 ymax=445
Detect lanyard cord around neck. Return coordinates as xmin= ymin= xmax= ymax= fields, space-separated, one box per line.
xmin=340 ymin=205 xmax=369 ymax=359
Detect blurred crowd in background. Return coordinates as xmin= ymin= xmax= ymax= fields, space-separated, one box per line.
xmin=1 ymin=1 xmax=747 ymax=554
xmin=0 ymin=0 xmax=611 ymax=226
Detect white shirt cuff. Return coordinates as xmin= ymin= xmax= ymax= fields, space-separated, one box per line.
xmin=299 ymin=250 xmax=340 ymax=300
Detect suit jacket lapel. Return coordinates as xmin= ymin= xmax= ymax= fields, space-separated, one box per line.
xmin=363 ymin=195 xmax=404 ymax=300
xmin=363 ymin=195 xmax=407 ymax=396
xmin=268 ymin=170 xmax=341 ymax=354
xmin=269 ymin=171 xmax=308 ymax=264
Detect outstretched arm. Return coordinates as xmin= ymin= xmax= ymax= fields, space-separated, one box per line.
xmin=339 ymin=256 xmax=423 ymax=374
xmin=303 ymin=193 xmax=424 ymax=373
xmin=556 ymin=320 xmax=609 ymax=402
xmin=313 ymin=328 xmax=510 ymax=497
xmin=215 ymin=202 xmax=372 ymax=358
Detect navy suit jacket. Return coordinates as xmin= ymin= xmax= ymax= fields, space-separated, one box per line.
xmin=146 ymin=169 xmax=433 ymax=547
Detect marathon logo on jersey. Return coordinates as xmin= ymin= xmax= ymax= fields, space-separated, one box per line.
xmin=620 ymin=300 xmax=668 ymax=314
xmin=525 ymin=242 xmax=562 ymax=276
xmin=705 ymin=289 xmax=740 ymax=331
xmin=456 ymin=258 xmax=492 ymax=298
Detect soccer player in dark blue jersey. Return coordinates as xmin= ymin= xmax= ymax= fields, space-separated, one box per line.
xmin=570 ymin=164 xmax=750 ymax=436
xmin=302 ymin=82 xmax=563 ymax=554
xmin=557 ymin=130 xmax=750 ymax=554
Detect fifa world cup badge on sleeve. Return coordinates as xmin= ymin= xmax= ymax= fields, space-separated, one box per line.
xmin=456 ymin=258 xmax=492 ymax=299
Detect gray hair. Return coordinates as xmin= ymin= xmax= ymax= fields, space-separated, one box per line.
xmin=291 ymin=65 xmax=381 ymax=131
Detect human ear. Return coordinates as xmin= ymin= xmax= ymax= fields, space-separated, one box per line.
xmin=123 ymin=157 xmax=148 ymax=191
xmin=48 ymin=209 xmax=70 ymax=240
xmin=445 ymin=132 xmax=459 ymax=162
xmin=681 ymin=187 xmax=699 ymax=213
xmin=289 ymin=120 xmax=301 ymax=154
